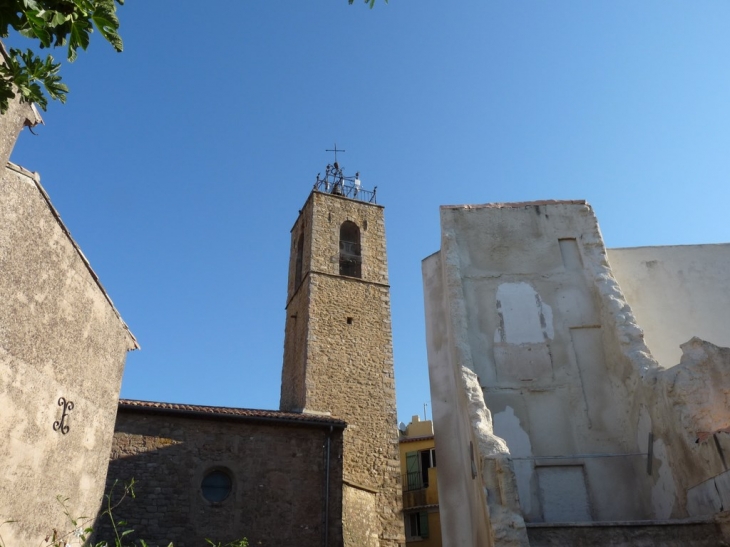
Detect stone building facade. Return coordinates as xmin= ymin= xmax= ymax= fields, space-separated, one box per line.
xmin=100 ymin=400 xmax=345 ymax=547
xmin=423 ymin=200 xmax=730 ymax=546
xmin=280 ymin=180 xmax=404 ymax=546
xmin=104 ymin=169 xmax=404 ymax=546
xmin=0 ymin=100 xmax=138 ymax=545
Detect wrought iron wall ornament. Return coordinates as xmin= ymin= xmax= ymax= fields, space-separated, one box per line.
xmin=53 ymin=397 xmax=74 ymax=434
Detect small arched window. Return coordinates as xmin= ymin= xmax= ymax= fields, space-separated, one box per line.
xmin=294 ymin=233 xmax=304 ymax=287
xmin=339 ymin=221 xmax=361 ymax=278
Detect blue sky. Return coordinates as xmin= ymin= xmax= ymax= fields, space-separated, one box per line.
xmin=8 ymin=1 xmax=730 ymax=423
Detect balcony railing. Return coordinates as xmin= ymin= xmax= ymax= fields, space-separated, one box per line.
xmin=403 ymin=471 xmax=427 ymax=492
xmin=315 ymin=178 xmax=376 ymax=203
xmin=313 ymin=163 xmax=377 ymax=204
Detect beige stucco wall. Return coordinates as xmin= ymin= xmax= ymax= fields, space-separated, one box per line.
xmin=0 ymin=162 xmax=136 ymax=545
xmin=399 ymin=431 xmax=442 ymax=547
xmin=607 ymin=244 xmax=730 ymax=368
xmin=0 ymin=98 xmax=41 ymax=169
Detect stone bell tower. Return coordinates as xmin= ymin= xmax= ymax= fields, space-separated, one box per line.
xmin=280 ymin=160 xmax=403 ymax=547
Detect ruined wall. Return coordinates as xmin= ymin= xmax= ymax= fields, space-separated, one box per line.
xmin=427 ymin=201 xmax=649 ymax=525
xmin=103 ymin=407 xmax=344 ymax=547
xmin=423 ymin=247 xmax=528 ymax=547
xmin=0 ymin=163 xmax=136 ymax=545
xmin=645 ymin=339 xmax=730 ymax=518
xmin=607 ymin=244 xmax=730 ymax=368
xmin=577 ymin=226 xmax=730 ymax=520
xmin=423 ymin=199 xmax=730 ymax=543
xmin=281 ymin=190 xmax=403 ymax=546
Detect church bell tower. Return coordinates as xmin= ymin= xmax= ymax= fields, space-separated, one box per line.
xmin=280 ymin=160 xmax=403 ymax=547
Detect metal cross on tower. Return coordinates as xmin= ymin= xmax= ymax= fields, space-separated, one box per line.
xmin=326 ymin=143 xmax=346 ymax=164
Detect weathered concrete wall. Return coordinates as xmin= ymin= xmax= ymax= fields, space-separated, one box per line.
xmin=423 ymin=199 xmax=730 ymax=544
xmin=0 ymin=163 xmax=136 ymax=545
xmin=103 ymin=406 xmax=344 ymax=547
xmin=427 ymin=201 xmax=648 ymax=525
xmin=423 ymin=246 xmax=528 ymax=547
xmin=607 ymin=244 xmax=730 ymax=369
xmin=281 ymin=191 xmax=404 ymax=546
xmin=644 ymin=339 xmax=730 ymax=519
xmin=423 ymin=250 xmax=492 ymax=547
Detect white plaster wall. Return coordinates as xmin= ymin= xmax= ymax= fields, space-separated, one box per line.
xmin=423 ymin=251 xmax=494 ymax=547
xmin=607 ymin=244 xmax=730 ymax=368
xmin=424 ymin=199 xmax=730 ymax=537
xmin=424 ymin=201 xmax=654 ymax=528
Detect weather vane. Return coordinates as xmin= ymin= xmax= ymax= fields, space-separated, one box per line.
xmin=326 ymin=143 xmax=346 ymax=164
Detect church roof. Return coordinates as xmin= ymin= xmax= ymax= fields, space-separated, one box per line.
xmin=118 ymin=399 xmax=347 ymax=428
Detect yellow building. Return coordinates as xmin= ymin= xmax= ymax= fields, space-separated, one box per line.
xmin=399 ymin=416 xmax=442 ymax=546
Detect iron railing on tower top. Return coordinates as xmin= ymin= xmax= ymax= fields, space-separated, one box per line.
xmin=313 ymin=162 xmax=377 ymax=204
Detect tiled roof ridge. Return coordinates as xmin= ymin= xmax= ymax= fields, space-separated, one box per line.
xmin=399 ymin=434 xmax=435 ymax=443
xmin=118 ymin=398 xmax=347 ymax=426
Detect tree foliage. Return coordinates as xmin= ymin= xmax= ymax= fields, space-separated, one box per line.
xmin=0 ymin=0 xmax=123 ymax=114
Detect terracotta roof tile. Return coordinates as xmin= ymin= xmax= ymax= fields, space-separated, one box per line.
xmin=118 ymin=399 xmax=347 ymax=428
xmin=399 ymin=435 xmax=435 ymax=444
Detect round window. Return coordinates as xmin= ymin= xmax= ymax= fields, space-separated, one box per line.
xmin=201 ymin=469 xmax=233 ymax=503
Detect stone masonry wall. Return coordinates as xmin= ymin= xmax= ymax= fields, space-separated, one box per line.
xmin=0 ymin=164 xmax=136 ymax=545
xmin=284 ymin=191 xmax=389 ymax=302
xmin=102 ymin=410 xmax=344 ymax=547
xmin=281 ymin=190 xmax=403 ymax=546
xmin=343 ymin=485 xmax=380 ymax=547
xmin=309 ymin=191 xmax=389 ymax=285
xmin=280 ymin=281 xmax=310 ymax=412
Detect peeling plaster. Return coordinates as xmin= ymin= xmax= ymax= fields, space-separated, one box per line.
xmin=494 ymin=282 xmax=554 ymax=344
xmin=425 ymin=201 xmax=730 ymax=545
xmin=494 ymin=406 xmax=533 ymax=516
xmin=651 ymin=438 xmax=677 ymax=519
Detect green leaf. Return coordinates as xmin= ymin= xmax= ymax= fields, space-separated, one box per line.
xmin=68 ymin=18 xmax=91 ymax=61
xmin=0 ymin=0 xmax=124 ymax=113
xmin=92 ymin=9 xmax=122 ymax=52
xmin=0 ymin=79 xmax=17 ymax=115
xmin=23 ymin=10 xmax=52 ymax=47
xmin=72 ymin=0 xmax=94 ymax=13
xmin=49 ymin=11 xmax=68 ymax=27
